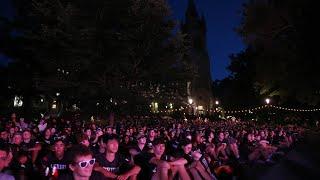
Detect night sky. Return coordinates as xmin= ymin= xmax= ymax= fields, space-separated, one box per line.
xmin=169 ymin=0 xmax=246 ymax=80
xmin=0 ymin=0 xmax=246 ymax=80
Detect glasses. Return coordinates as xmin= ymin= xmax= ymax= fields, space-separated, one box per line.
xmin=77 ymin=158 xmax=95 ymax=168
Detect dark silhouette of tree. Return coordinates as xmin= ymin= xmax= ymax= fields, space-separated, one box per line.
xmin=0 ymin=0 xmax=194 ymax=115
xmin=213 ymin=48 xmax=260 ymax=109
xmin=236 ymin=0 xmax=319 ymax=105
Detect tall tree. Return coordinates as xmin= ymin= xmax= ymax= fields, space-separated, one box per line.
xmin=1 ymin=0 xmax=193 ymax=114
xmin=213 ymin=48 xmax=260 ymax=109
xmin=237 ymin=0 xmax=320 ymax=105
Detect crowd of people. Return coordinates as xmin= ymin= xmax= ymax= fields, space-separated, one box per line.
xmin=0 ymin=112 xmax=307 ymax=180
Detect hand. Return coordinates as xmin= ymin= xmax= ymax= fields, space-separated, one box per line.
xmin=97 ymin=130 xmax=103 ymax=137
xmin=117 ymin=174 xmax=129 ymax=180
xmin=191 ymin=151 xmax=202 ymax=160
xmin=93 ymin=165 xmax=103 ymax=172
xmin=129 ymin=149 xmax=138 ymax=156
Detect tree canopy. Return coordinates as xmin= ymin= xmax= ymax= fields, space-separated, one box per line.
xmin=0 ymin=0 xmax=194 ymax=115
xmin=220 ymin=0 xmax=320 ymax=106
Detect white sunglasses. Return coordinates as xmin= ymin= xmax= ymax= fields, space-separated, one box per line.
xmin=77 ymin=158 xmax=96 ymax=168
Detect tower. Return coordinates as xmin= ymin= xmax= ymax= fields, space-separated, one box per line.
xmin=181 ymin=0 xmax=212 ymax=113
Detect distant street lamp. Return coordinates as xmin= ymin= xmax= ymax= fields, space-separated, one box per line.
xmin=265 ymin=98 xmax=271 ymax=121
xmin=265 ymin=98 xmax=271 ymax=105
xmin=215 ymin=100 xmax=219 ymax=105
xmin=188 ymin=98 xmax=194 ymax=115
xmin=188 ymin=98 xmax=193 ymax=105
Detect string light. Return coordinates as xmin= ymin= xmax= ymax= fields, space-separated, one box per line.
xmin=222 ymin=105 xmax=320 ymax=114
xmin=152 ymin=105 xmax=320 ymax=114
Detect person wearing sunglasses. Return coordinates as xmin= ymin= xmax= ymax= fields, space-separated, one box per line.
xmin=58 ymin=145 xmax=105 ymax=180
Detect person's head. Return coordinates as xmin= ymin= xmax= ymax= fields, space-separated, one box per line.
xmin=149 ymin=129 xmax=156 ymax=138
xmin=0 ymin=143 xmax=10 ymax=171
xmin=84 ymin=128 xmax=92 ymax=137
xmin=205 ymin=144 xmax=216 ymax=156
xmin=9 ymin=127 xmax=15 ymax=134
xmin=0 ymin=130 xmax=8 ymax=141
xmin=129 ymin=128 xmax=134 ymax=134
xmin=169 ymin=130 xmax=176 ymax=138
xmin=247 ymin=134 xmax=253 ymax=142
xmin=123 ymin=135 xmax=130 ymax=144
xmin=22 ymin=130 xmax=32 ymax=141
xmin=13 ymin=133 xmax=22 ymax=145
xmin=278 ymin=130 xmax=283 ymax=136
xmin=218 ymin=132 xmax=225 ymax=140
xmin=192 ymin=133 xmax=203 ymax=144
xmin=225 ymin=131 xmax=230 ymax=138
xmin=255 ymin=135 xmax=261 ymax=141
xmin=33 ymin=127 xmax=39 ymax=134
xmin=103 ymin=134 xmax=119 ymax=154
xmin=51 ymin=127 xmax=56 ymax=135
xmin=106 ymin=127 xmax=113 ymax=135
xmin=208 ymin=131 xmax=214 ymax=139
xmin=181 ymin=139 xmax=192 ymax=154
xmin=53 ymin=139 xmax=66 ymax=157
xmin=69 ymin=145 xmax=95 ymax=179
xmin=152 ymin=138 xmax=166 ymax=156
xmin=270 ymin=130 xmax=275 ymax=136
xmin=77 ymin=134 xmax=90 ymax=147
xmin=136 ymin=134 xmax=146 ymax=145
xmin=44 ymin=128 xmax=52 ymax=137
xmin=90 ymin=124 xmax=96 ymax=130
xmin=11 ymin=113 xmax=16 ymax=120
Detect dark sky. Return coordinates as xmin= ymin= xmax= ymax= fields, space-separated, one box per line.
xmin=169 ymin=0 xmax=246 ymax=80
xmin=1 ymin=0 xmax=246 ymax=80
xmin=0 ymin=0 xmax=13 ymax=67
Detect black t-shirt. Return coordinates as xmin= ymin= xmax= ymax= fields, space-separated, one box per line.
xmin=21 ymin=140 xmax=37 ymax=153
xmin=130 ymin=144 xmax=149 ymax=154
xmin=166 ymin=139 xmax=179 ymax=156
xmin=42 ymin=136 xmax=54 ymax=146
xmin=134 ymin=152 xmax=172 ymax=179
xmin=183 ymin=153 xmax=193 ymax=168
xmin=95 ymin=153 xmax=131 ymax=175
xmin=192 ymin=143 xmax=206 ymax=152
xmin=58 ymin=171 xmax=105 ymax=180
xmin=42 ymin=153 xmax=69 ymax=175
xmin=146 ymin=138 xmax=155 ymax=149
xmin=215 ymin=138 xmax=228 ymax=146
